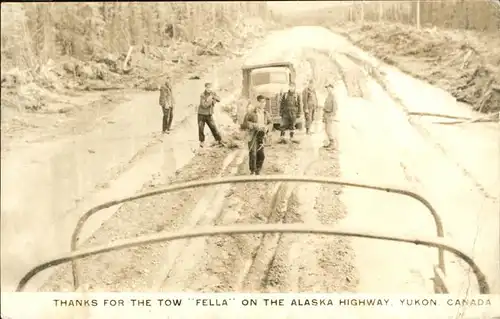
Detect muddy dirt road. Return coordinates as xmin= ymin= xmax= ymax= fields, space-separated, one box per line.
xmin=1 ymin=50 xmax=249 ymax=291
xmin=2 ymin=27 xmax=498 ymax=295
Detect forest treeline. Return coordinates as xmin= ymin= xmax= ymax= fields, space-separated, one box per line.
xmin=281 ymin=0 xmax=500 ymax=31
xmin=276 ymin=0 xmax=499 ymax=114
xmin=4 ymin=1 xmax=498 ymax=72
xmin=1 ymin=2 xmax=268 ymax=70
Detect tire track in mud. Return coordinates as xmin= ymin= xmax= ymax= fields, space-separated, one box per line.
xmin=164 ymin=130 xmax=358 ymax=292
xmin=238 ymin=147 xmax=308 ymax=292
xmin=254 ymin=163 xmax=319 ymax=292
xmin=234 ymin=48 xmax=368 ymax=293
xmin=157 ymin=141 xmax=297 ymax=292
xmin=311 ymin=145 xmax=360 ymax=291
xmin=39 ymin=146 xmax=241 ymax=292
xmin=246 ymin=155 xmax=324 ymax=292
xmin=155 ymin=149 xmax=248 ymax=290
xmin=230 ymin=50 xmax=361 ymax=293
xmin=305 ymin=47 xmax=370 ymax=100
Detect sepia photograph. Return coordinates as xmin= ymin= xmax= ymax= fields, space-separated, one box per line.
xmin=1 ymin=0 xmax=499 ymax=317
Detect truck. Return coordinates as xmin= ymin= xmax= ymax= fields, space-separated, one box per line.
xmin=236 ymin=54 xmax=311 ymax=130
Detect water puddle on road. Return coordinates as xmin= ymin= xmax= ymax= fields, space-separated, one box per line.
xmin=1 ymin=59 xmax=243 ymax=291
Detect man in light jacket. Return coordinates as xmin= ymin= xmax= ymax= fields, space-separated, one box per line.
xmin=159 ymin=78 xmax=175 ymax=133
xmin=240 ymin=95 xmax=272 ymax=175
xmin=323 ymin=83 xmax=337 ymax=148
xmin=198 ymin=82 xmax=223 ymax=148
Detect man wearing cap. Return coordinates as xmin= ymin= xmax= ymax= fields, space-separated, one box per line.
xmin=279 ymin=82 xmax=302 ymax=143
xmin=241 ymin=95 xmax=272 ymax=175
xmin=302 ymin=79 xmax=319 ymax=135
xmin=323 ymin=82 xmax=337 ymax=148
xmin=198 ymin=82 xmax=223 ymax=148
xmin=159 ymin=78 xmax=175 ymax=133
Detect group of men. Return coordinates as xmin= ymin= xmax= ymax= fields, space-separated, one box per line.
xmin=277 ymin=80 xmax=334 ymax=143
xmin=241 ymin=80 xmax=337 ymax=174
xmin=158 ymin=78 xmax=337 ymax=175
xmin=160 ymin=81 xmax=223 ymax=148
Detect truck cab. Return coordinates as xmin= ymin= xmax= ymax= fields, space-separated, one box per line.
xmin=238 ymin=61 xmax=303 ymax=130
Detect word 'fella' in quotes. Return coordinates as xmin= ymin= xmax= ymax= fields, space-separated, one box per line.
xmin=52 ymin=297 xmax=493 ymax=308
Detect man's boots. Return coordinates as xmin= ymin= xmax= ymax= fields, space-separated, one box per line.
xmin=323 ymin=140 xmax=334 ymax=149
xmin=279 ymin=131 xmax=287 ymax=144
xmin=306 ymin=128 xmax=310 ymax=135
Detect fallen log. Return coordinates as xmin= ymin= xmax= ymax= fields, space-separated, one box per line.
xmin=408 ymin=111 xmax=499 ymax=125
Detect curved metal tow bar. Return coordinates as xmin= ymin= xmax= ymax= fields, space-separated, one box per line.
xmin=16 ymin=175 xmax=491 ymax=294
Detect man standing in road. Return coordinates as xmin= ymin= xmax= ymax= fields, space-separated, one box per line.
xmin=198 ymin=82 xmax=223 ymax=148
xmin=323 ymin=82 xmax=337 ymax=148
xmin=241 ymin=95 xmax=272 ymax=175
xmin=279 ymin=82 xmax=302 ymax=144
xmin=302 ymin=79 xmax=319 ymax=135
xmin=159 ymin=78 xmax=175 ymax=133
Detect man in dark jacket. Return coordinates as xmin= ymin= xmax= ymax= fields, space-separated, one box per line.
xmin=159 ymin=78 xmax=175 ymax=133
xmin=198 ymin=82 xmax=223 ymax=148
xmin=301 ymin=79 xmax=319 ymax=135
xmin=279 ymin=82 xmax=302 ymax=143
xmin=241 ymin=95 xmax=272 ymax=175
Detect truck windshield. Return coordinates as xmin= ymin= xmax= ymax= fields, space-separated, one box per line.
xmin=251 ymin=71 xmax=288 ymax=86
